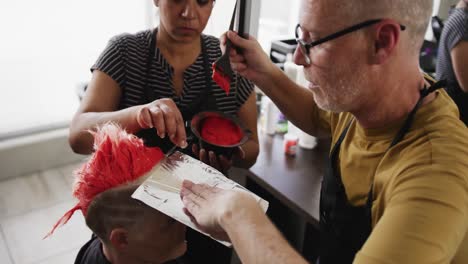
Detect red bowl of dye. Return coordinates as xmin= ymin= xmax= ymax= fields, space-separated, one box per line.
xmin=190 ymin=111 xmax=250 ymax=159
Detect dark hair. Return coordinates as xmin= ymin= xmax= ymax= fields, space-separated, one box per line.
xmin=85 ymin=184 xmax=156 ymax=243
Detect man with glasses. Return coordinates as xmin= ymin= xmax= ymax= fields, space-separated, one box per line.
xmin=180 ymin=0 xmax=468 ymax=263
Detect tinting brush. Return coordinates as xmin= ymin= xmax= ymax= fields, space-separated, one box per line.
xmin=212 ymin=2 xmax=237 ymax=95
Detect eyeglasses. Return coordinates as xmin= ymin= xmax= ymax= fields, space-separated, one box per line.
xmin=295 ymin=19 xmax=406 ymax=65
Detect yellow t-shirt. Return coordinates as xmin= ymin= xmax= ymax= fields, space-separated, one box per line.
xmin=316 ymin=89 xmax=468 ymax=263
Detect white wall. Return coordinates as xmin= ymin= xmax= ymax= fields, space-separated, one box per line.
xmin=0 ymin=1 xmax=150 ymax=136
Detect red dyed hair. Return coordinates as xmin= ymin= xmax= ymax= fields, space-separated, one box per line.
xmin=44 ymin=123 xmax=164 ymax=238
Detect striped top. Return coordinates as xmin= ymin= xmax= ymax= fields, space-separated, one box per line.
xmin=436 ymin=8 xmax=468 ymax=124
xmin=91 ymin=29 xmax=254 ymax=116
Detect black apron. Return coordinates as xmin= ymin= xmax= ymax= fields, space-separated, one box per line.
xmin=136 ymin=29 xmax=219 ymax=153
xmin=319 ymin=79 xmax=446 ymax=263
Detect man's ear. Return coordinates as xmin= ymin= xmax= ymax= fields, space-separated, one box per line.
xmin=372 ymin=20 xmax=401 ymax=65
xmin=109 ymin=228 xmax=130 ymax=251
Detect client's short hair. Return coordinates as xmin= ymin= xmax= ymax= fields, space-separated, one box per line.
xmin=85 ymin=183 xmax=164 ymax=243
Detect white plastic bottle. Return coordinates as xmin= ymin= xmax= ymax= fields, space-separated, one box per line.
xmin=260 ymin=96 xmax=278 ymax=135
xmin=299 ymin=131 xmax=318 ymax=149
xmin=295 ymin=65 xmax=318 ymax=149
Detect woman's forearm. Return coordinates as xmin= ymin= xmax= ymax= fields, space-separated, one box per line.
xmin=69 ymin=106 xmax=142 ymax=154
xmin=234 ymin=138 xmax=259 ymax=168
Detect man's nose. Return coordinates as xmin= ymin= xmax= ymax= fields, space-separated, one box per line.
xmin=181 ymin=0 xmax=197 ymax=19
xmin=293 ymin=45 xmax=309 ymax=66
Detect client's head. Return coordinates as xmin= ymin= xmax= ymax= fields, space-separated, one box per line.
xmin=45 ymin=123 xmax=186 ymax=263
xmin=86 ymin=183 xmax=186 ymax=264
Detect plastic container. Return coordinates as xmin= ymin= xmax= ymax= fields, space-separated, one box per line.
xmin=298 ymin=131 xmax=318 ymax=149
xmin=276 ymin=113 xmax=288 ymax=134
xmin=284 ymin=133 xmax=299 ymax=156
xmin=190 ymin=111 xmax=250 ymax=159
xmin=260 ymin=96 xmax=278 ymax=135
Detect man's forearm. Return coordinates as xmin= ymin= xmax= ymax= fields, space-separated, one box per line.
xmin=221 ymin=204 xmax=308 ymax=264
xmin=255 ymin=66 xmax=322 ymax=136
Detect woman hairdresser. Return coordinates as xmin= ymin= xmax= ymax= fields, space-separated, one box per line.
xmin=69 ymin=0 xmax=258 ymax=169
xmin=69 ymin=0 xmax=259 ymax=262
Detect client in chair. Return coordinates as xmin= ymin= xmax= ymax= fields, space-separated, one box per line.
xmin=45 ymin=123 xmax=187 ymax=264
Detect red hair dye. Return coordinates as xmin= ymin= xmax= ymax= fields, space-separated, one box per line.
xmin=212 ymin=63 xmax=231 ymax=95
xmin=44 ymin=123 xmax=164 ymax=238
xmin=201 ymin=116 xmax=243 ymax=146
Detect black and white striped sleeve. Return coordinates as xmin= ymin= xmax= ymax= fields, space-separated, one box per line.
xmin=236 ymin=75 xmax=255 ymax=107
xmin=463 ymin=20 xmax=468 ymax=41
xmin=91 ymin=34 xmax=127 ymax=88
xmin=447 ymin=11 xmax=468 ymax=51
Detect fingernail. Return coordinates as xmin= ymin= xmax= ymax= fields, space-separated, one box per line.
xmin=170 ymin=134 xmax=175 ymax=140
xmin=182 ymin=180 xmax=192 ymax=188
xmin=181 ymin=140 xmax=188 ymax=148
xmin=159 ymin=133 xmax=165 ymax=139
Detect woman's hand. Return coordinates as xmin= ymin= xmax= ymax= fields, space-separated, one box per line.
xmin=136 ymin=98 xmax=188 ymax=148
xmin=192 ymin=144 xmax=245 ymax=174
xmin=220 ymin=31 xmax=276 ymax=85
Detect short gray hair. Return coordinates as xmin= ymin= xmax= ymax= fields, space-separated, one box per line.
xmin=338 ymin=0 xmax=433 ymax=54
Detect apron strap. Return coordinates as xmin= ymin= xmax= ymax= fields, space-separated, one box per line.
xmin=368 ymin=78 xmax=446 ymax=209
xmin=390 ymin=79 xmax=446 ymax=148
xmin=143 ymin=29 xmax=158 ymax=103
